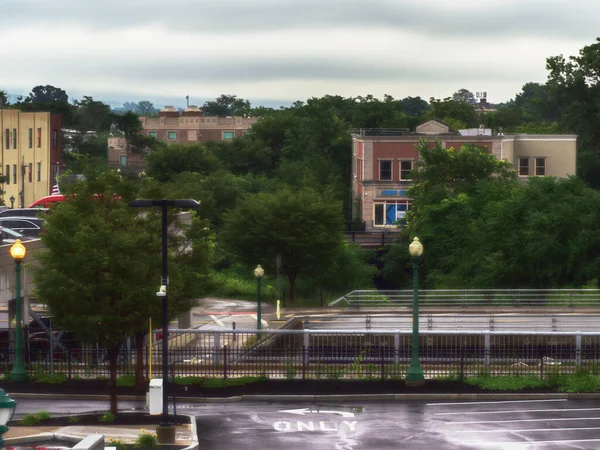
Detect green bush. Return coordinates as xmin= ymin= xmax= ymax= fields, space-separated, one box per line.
xmin=20 ymin=413 xmax=41 ymax=426
xmin=37 ymin=411 xmax=51 ymax=420
xmin=174 ymin=376 xmax=204 ymax=386
xmin=202 ymin=376 xmax=266 ymax=388
xmin=116 ymin=374 xmax=135 ymax=387
xmin=135 ymin=429 xmax=158 ymax=449
xmin=465 ymin=375 xmax=546 ymax=391
xmin=34 ymin=373 xmax=67 ymax=384
xmin=99 ymin=412 xmax=115 ymax=423
xmin=549 ymin=371 xmax=600 ymax=393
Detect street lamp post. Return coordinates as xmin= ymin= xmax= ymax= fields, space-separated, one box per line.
xmin=9 ymin=196 xmax=14 ymax=209
xmin=406 ymin=237 xmax=424 ymax=384
xmin=0 ymin=389 xmax=16 ymax=449
xmin=254 ymin=265 xmax=264 ymax=332
xmin=128 ymin=199 xmax=199 ymax=443
xmin=9 ymin=240 xmax=27 ymax=382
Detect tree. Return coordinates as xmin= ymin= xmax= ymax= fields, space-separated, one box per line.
xmin=220 ymin=187 xmax=345 ymax=303
xmin=428 ymin=97 xmax=478 ymax=128
xmin=114 ymin=111 xmax=145 ymax=168
xmin=122 ymin=102 xmax=138 ymax=112
xmin=27 ymin=85 xmax=69 ymax=104
xmin=452 ymin=89 xmax=475 ymax=104
xmin=33 ymin=170 xmax=211 ymax=412
xmin=202 ymin=94 xmax=251 ymax=116
xmin=137 ymin=101 xmax=157 ymax=116
xmin=399 ymin=96 xmax=429 ymax=117
xmin=0 ymin=91 xmax=8 ymax=106
xmin=145 ymin=143 xmax=222 ymax=182
xmin=546 ymin=38 xmax=600 ymax=188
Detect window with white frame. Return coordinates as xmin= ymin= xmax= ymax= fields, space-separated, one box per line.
xmin=400 ymin=160 xmax=413 ymax=180
xmin=168 ymin=131 xmax=177 ymax=140
xmin=373 ymin=201 xmax=411 ymax=226
xmin=222 ymin=131 xmax=235 ymax=140
xmin=379 ymin=160 xmax=392 ymax=181
xmin=535 ymin=157 xmax=546 ymax=176
xmin=518 ymin=157 xmax=529 ymax=176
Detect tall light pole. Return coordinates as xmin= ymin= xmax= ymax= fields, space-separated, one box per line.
xmin=254 ymin=265 xmax=264 ymax=333
xmin=406 ymin=236 xmax=424 ymax=384
xmin=0 ymin=388 xmax=16 ymax=450
xmin=10 ymin=239 xmax=27 ymax=382
xmin=128 ymin=199 xmax=199 ymax=442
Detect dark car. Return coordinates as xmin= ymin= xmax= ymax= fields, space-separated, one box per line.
xmin=0 ymin=226 xmax=28 ymax=244
xmin=0 ymin=208 xmax=48 ymax=218
xmin=0 ymin=217 xmax=44 ymax=237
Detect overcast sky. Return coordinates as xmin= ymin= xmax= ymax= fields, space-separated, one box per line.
xmin=1 ymin=0 xmax=598 ymax=108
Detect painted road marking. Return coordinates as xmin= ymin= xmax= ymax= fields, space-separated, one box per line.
xmin=453 ymin=426 xmax=600 ymax=433
xmin=273 ymin=421 xmax=358 ymax=432
xmin=250 ymin=314 xmax=269 ymax=326
xmin=475 ymin=439 xmax=600 ymax=446
xmin=209 ymin=315 xmax=225 ymax=327
xmin=454 ymin=417 xmax=600 ymax=424
xmin=428 ymin=399 xmax=567 ymax=406
xmin=435 ymin=407 xmax=600 ymax=416
xmin=279 ymin=408 xmax=355 ymax=418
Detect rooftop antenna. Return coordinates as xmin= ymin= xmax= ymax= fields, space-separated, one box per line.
xmin=186 ymin=95 xmax=189 ymax=108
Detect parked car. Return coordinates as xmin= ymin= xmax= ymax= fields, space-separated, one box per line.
xmin=29 ymin=195 xmax=66 ymax=209
xmin=0 ymin=208 xmax=48 ymax=218
xmin=0 ymin=226 xmax=28 ymax=244
xmin=0 ymin=217 xmax=43 ymax=237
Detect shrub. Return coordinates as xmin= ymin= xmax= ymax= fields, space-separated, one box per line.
xmin=116 ymin=374 xmax=135 ymax=387
xmin=68 ymin=416 xmax=81 ymax=424
xmin=99 ymin=412 xmax=115 ymax=423
xmin=37 ymin=411 xmax=51 ymax=420
xmin=135 ymin=429 xmax=158 ymax=449
xmin=465 ymin=375 xmax=546 ymax=391
xmin=174 ymin=376 xmax=204 ymax=386
xmin=34 ymin=374 xmax=67 ymax=384
xmin=107 ymin=438 xmax=126 ymax=450
xmin=20 ymin=414 xmax=40 ymax=426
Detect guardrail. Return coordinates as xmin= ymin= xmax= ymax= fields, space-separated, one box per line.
xmin=329 ymin=289 xmax=600 ymax=307
xmin=344 ymin=232 xmax=399 ymax=247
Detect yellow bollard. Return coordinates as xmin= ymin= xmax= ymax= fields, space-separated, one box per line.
xmin=277 ymin=300 xmax=281 ymax=320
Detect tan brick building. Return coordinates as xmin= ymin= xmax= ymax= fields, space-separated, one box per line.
xmin=108 ymin=106 xmax=257 ymax=169
xmin=0 ymin=109 xmax=62 ymax=207
xmin=352 ymin=120 xmax=577 ymax=231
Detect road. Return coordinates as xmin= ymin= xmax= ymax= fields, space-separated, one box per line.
xmin=16 ymin=397 xmax=600 ymax=449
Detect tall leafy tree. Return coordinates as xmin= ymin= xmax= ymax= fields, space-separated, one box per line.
xmin=145 ymin=142 xmax=221 ymax=182
xmin=27 ymin=85 xmax=69 ymax=103
xmin=220 ymin=187 xmax=345 ymax=303
xmin=202 ymin=94 xmax=251 ymax=116
xmin=33 ymin=170 xmax=211 ymax=412
xmin=452 ymin=88 xmax=475 ymax=104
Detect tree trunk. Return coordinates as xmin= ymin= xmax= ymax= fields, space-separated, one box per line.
xmin=134 ymin=330 xmax=146 ymax=393
xmin=289 ymin=275 xmax=296 ymax=304
xmin=108 ymin=344 xmax=120 ymax=415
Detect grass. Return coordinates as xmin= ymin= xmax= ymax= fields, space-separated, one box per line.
xmin=116 ymin=374 xmax=135 ymax=387
xmin=20 ymin=411 xmax=52 ymax=426
xmin=465 ymin=375 xmax=547 ymax=391
xmin=201 ymin=376 xmax=267 ymax=388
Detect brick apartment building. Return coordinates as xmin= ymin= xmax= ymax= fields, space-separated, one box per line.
xmin=0 ymin=109 xmax=62 ymax=207
xmin=108 ymin=105 xmax=257 ymax=169
xmin=352 ymin=120 xmax=577 ymax=231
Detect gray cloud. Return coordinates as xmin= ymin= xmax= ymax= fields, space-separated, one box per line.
xmin=5 ymin=0 xmax=600 ymax=40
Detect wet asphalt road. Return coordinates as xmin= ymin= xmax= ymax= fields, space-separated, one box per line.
xmin=14 ymin=398 xmax=600 ymax=449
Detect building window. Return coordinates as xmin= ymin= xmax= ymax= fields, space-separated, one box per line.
xmin=222 ymin=131 xmax=235 ymax=140
xmin=379 ymin=160 xmax=392 ymax=181
xmin=518 ymin=157 xmax=529 ymax=176
xmin=4 ymin=129 xmax=8 ymax=149
xmin=168 ymin=131 xmax=176 ymax=140
xmin=52 ymin=129 xmax=58 ymax=148
xmin=374 ymin=202 xmax=411 ymax=226
xmin=12 ymin=128 xmax=16 ymax=148
xmin=120 ymin=155 xmax=127 ymax=167
xmin=535 ymin=157 xmax=546 ymax=176
xmin=400 ymin=160 xmax=413 ymax=180
xmin=5 ymin=165 xmax=9 ymax=185
xmin=28 ymin=128 xmax=33 ymax=148
xmin=28 ymin=163 xmax=32 ymax=182
xmin=37 ymin=162 xmax=41 ymax=182
xmin=37 ymin=128 xmax=42 ymax=147
xmin=149 ymin=131 xmax=157 ymax=138
xmin=12 ymin=164 xmax=16 ymax=184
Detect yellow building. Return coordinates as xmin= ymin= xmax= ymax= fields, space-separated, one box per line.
xmin=0 ymin=109 xmax=62 ymax=208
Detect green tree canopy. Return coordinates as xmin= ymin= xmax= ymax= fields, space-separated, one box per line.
xmin=220 ymin=187 xmax=345 ymax=303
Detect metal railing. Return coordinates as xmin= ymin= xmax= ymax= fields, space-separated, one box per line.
xmin=0 ymin=329 xmax=596 ymax=380
xmin=329 ymin=289 xmax=600 ymax=307
xmin=344 ymin=232 xmax=400 ymax=247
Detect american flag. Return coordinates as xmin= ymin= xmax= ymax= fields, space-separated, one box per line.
xmin=51 ymin=183 xmax=60 ymax=195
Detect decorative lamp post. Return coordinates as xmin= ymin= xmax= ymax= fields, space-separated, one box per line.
xmin=9 ymin=240 xmax=27 ymax=382
xmin=9 ymin=196 xmax=14 ymax=209
xmin=406 ymin=237 xmax=424 ymax=384
xmin=0 ymin=389 xmax=16 ymax=449
xmin=18 ymin=191 xmax=23 ymax=209
xmin=254 ymin=265 xmax=264 ymax=332
xmin=128 ymin=199 xmax=199 ymax=443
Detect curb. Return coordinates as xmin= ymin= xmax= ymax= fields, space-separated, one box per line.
xmin=10 ymin=392 xmax=600 ymax=403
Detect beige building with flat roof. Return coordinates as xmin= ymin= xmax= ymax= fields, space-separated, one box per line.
xmin=0 ymin=110 xmax=62 ymax=207
xmin=352 ymin=120 xmax=577 ymax=231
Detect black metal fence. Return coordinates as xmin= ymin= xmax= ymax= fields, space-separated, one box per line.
xmin=1 ymin=329 xmax=599 ymax=380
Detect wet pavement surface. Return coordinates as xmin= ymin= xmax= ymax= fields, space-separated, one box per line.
xmin=186 ymin=399 xmax=600 ymax=449
xmin=14 ymin=397 xmax=600 ymax=449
